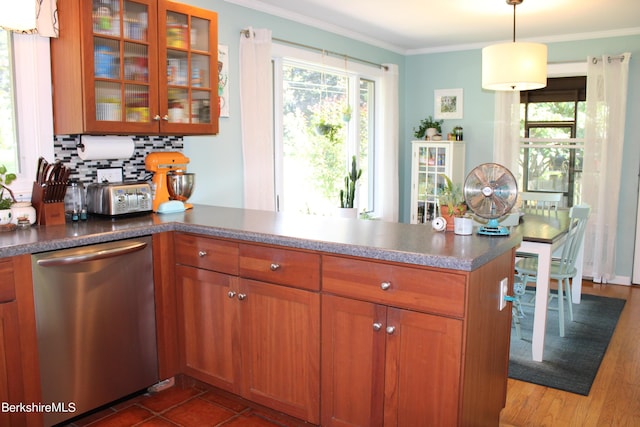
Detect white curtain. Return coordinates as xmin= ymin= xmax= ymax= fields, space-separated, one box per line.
xmin=379 ymin=63 xmax=399 ymax=222
xmin=582 ymin=53 xmax=631 ymax=282
xmin=0 ymin=0 xmax=58 ymax=38
xmin=239 ymin=28 xmax=275 ymax=211
xmin=492 ymin=91 xmax=520 ymax=177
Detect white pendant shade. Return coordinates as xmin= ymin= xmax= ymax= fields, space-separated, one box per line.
xmin=0 ymin=2 xmax=37 ymax=31
xmin=482 ymin=42 xmax=548 ymax=91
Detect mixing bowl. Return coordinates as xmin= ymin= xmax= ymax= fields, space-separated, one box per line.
xmin=167 ymin=171 xmax=195 ymax=202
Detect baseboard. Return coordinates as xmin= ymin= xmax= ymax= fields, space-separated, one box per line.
xmin=586 ymin=275 xmax=632 ymax=286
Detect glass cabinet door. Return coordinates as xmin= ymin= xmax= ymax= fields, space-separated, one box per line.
xmin=414 ymin=144 xmax=450 ymax=223
xmin=160 ymin=2 xmax=218 ymax=133
xmin=88 ymin=0 xmax=158 ymax=133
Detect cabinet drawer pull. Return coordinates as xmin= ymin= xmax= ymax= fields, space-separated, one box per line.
xmin=237 ymin=293 xmax=247 ymax=301
xmin=270 ymin=263 xmax=280 ymax=271
xmin=198 ymin=250 xmax=207 ymax=257
xmin=228 ymin=291 xmax=236 ymax=299
xmin=373 ymin=322 xmax=383 ymax=331
xmin=386 ymin=326 xmax=396 ymax=335
xmin=380 ymin=281 xmax=391 ymax=290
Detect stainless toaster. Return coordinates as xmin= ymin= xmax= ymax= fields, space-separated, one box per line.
xmin=86 ymin=182 xmax=152 ymax=216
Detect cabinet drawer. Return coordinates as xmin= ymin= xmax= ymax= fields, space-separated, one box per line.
xmin=175 ymin=234 xmax=239 ymax=275
xmin=239 ymin=244 xmax=320 ymax=291
xmin=0 ymin=259 xmax=16 ymax=303
xmin=322 ymin=255 xmax=466 ymax=317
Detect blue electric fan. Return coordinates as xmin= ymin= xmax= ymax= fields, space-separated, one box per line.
xmin=463 ymin=163 xmax=518 ymax=236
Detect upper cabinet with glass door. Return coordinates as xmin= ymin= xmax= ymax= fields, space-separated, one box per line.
xmin=51 ymin=0 xmax=218 ymax=136
xmin=158 ymin=1 xmax=218 ymax=135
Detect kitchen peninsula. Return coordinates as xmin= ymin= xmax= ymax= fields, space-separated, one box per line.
xmin=1 ymin=205 xmax=520 ymax=426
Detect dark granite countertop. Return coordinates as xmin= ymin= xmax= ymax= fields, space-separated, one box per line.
xmin=0 ymin=205 xmax=521 ymax=271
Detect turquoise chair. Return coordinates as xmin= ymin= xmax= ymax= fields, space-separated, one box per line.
xmin=514 ymin=205 xmax=591 ymax=337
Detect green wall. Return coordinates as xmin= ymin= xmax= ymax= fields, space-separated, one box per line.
xmin=179 ymin=1 xmax=640 ymax=281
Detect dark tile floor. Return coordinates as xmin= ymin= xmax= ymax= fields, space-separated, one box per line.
xmin=63 ymin=375 xmax=313 ymax=427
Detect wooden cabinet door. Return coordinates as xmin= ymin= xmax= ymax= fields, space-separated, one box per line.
xmin=321 ymin=294 xmax=386 ymax=427
xmin=322 ymin=295 xmax=463 ymax=427
xmin=383 ymin=308 xmax=463 ymax=427
xmin=0 ymin=301 xmax=26 ymax=427
xmin=158 ymin=0 xmax=219 ymax=135
xmin=239 ymin=279 xmax=320 ymax=424
xmin=175 ymin=265 xmax=241 ymax=393
xmin=80 ymin=0 xmax=161 ymax=134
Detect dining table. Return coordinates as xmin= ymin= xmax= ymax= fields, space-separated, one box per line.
xmin=515 ymin=210 xmax=584 ymax=362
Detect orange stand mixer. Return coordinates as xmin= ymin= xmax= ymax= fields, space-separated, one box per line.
xmin=145 ymin=152 xmax=195 ymax=212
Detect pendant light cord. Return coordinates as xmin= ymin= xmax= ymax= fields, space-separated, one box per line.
xmin=512 ymin=3 xmax=517 ymax=43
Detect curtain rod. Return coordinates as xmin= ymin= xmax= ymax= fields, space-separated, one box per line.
xmin=592 ymin=54 xmax=626 ymax=64
xmin=240 ymin=29 xmax=388 ymax=71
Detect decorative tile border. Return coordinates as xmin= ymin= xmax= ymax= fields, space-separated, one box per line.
xmin=54 ymin=135 xmax=184 ymax=184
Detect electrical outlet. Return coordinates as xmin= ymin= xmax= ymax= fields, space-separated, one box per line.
xmin=498 ymin=278 xmax=509 ymax=311
xmin=97 ymin=167 xmax=123 ymax=183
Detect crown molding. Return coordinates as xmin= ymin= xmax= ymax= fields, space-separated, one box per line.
xmin=224 ymin=1 xmax=640 ymax=56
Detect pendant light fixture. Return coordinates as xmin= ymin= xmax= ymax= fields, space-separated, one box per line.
xmin=482 ymin=0 xmax=547 ymax=91
xmin=0 ymin=2 xmax=37 ymax=32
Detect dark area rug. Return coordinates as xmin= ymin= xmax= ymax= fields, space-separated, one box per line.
xmin=509 ymin=292 xmax=625 ymax=395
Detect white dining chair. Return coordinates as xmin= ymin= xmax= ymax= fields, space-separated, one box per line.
xmin=514 ymin=204 xmax=591 ymax=337
xmin=520 ymin=192 xmax=563 ymax=216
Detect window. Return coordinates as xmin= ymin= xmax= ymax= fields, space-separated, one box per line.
xmin=273 ymin=47 xmax=380 ymax=217
xmin=519 ymin=77 xmax=586 ymax=207
xmin=0 ymin=29 xmax=18 ymax=174
xmin=0 ymin=31 xmax=54 ymax=199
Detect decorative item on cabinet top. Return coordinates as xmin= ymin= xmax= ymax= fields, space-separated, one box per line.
xmin=413 ymin=115 xmax=444 ymax=141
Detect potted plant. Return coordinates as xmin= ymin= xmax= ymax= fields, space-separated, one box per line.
xmin=438 ymin=174 xmax=467 ymax=231
xmin=413 ymin=115 xmax=444 ymax=140
xmin=0 ymin=165 xmax=17 ymax=225
xmin=337 ymin=155 xmax=362 ymax=218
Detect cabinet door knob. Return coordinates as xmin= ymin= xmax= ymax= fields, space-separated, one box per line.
xmin=270 ymin=263 xmax=280 ymax=271
xmin=153 ymin=115 xmax=161 ymax=121
xmin=372 ymin=322 xmax=383 ymax=331
xmin=237 ymin=293 xmax=247 ymax=301
xmin=386 ymin=326 xmax=396 ymax=335
xmin=380 ymin=281 xmax=391 ymax=290
xmin=162 ymin=115 xmax=169 ymax=121
xmin=198 ymin=250 xmax=207 ymax=257
xmin=227 ymin=291 xmax=236 ymax=299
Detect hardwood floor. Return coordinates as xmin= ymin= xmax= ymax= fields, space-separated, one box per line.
xmin=500 ymin=281 xmax=640 ymax=426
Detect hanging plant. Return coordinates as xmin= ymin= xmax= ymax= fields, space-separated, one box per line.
xmin=342 ymin=105 xmax=352 ymax=122
xmin=315 ymin=119 xmax=342 ymax=143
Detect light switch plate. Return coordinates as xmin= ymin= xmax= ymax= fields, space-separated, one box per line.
xmin=499 ymin=277 xmax=509 ymax=311
xmin=97 ymin=167 xmax=123 ymax=183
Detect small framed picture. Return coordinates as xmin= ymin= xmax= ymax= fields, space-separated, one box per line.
xmin=434 ymin=88 xmax=463 ymax=119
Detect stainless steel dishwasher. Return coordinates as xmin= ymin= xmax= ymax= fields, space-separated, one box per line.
xmin=32 ymin=236 xmax=159 ymax=426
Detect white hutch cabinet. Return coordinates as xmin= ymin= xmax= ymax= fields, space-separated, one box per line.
xmin=410 ymin=141 xmax=466 ymax=224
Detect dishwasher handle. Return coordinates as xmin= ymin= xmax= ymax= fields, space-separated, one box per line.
xmin=37 ymin=241 xmax=148 ymax=267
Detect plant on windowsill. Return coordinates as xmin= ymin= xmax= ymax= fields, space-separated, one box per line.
xmin=0 ymin=165 xmax=17 ymax=209
xmin=413 ymin=115 xmax=444 ymax=140
xmin=0 ymin=165 xmax=17 ymax=226
xmin=337 ymin=156 xmax=362 ymax=218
